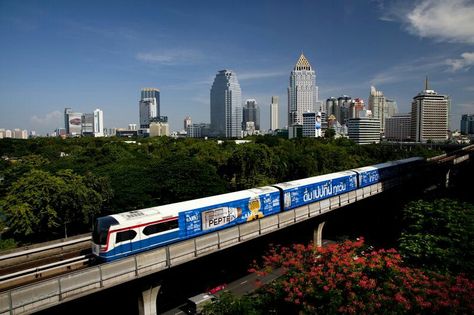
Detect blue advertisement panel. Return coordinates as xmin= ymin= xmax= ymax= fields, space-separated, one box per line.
xmin=358 ymin=169 xmax=380 ymax=187
xmin=358 ymin=164 xmax=399 ymax=187
xmin=178 ymin=191 xmax=280 ymax=238
xmin=282 ymin=174 xmax=357 ymax=210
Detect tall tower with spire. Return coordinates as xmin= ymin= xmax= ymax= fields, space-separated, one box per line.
xmin=288 ymin=53 xmax=318 ymax=126
xmin=410 ymin=77 xmax=449 ymax=142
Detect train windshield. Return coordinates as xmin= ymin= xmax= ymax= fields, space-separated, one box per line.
xmin=92 ymin=216 xmax=119 ymax=245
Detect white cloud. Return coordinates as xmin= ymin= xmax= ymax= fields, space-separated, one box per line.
xmin=446 ymin=52 xmax=474 ymax=72
xmin=405 ymin=0 xmax=474 ymax=44
xmin=30 ymin=111 xmax=62 ymax=126
xmin=136 ymin=50 xmax=203 ymax=65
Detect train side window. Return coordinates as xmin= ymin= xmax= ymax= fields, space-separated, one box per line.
xmin=116 ymin=230 xmax=137 ymax=243
xmin=143 ymin=220 xmax=178 ymax=236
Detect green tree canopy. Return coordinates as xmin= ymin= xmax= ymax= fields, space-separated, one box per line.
xmin=399 ymin=199 xmax=474 ymax=276
xmin=153 ymin=155 xmax=227 ymax=205
xmin=0 ymin=169 xmax=110 ymax=241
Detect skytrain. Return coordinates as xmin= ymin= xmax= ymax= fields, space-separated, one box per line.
xmin=92 ymin=157 xmax=423 ymax=261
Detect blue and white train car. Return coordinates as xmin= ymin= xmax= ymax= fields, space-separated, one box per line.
xmin=92 ymin=186 xmax=281 ymax=261
xmin=273 ymin=170 xmax=358 ymax=211
xmin=352 ymin=157 xmax=424 ymax=188
xmin=179 ymin=186 xmax=280 ymax=238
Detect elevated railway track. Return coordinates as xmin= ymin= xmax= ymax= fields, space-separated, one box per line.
xmin=0 ymin=234 xmax=92 ymax=292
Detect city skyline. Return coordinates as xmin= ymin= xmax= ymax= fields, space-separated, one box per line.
xmin=0 ymin=0 xmax=473 ymax=135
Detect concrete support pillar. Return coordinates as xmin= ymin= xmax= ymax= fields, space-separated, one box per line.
xmin=138 ymin=285 xmax=161 ymax=315
xmin=313 ymin=221 xmax=326 ymax=247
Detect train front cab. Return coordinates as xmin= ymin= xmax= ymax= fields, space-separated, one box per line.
xmin=92 ymin=216 xmax=119 ymax=260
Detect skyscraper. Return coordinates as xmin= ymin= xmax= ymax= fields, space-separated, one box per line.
xmin=337 ymin=95 xmax=352 ymax=124
xmin=288 ymin=53 xmax=318 ymax=126
xmin=139 ymin=88 xmax=160 ymax=129
xmin=184 ymin=116 xmax=192 ymax=130
xmin=93 ymin=108 xmax=104 ymax=137
xmin=368 ymin=86 xmax=386 ymax=133
xmin=270 ymin=96 xmax=279 ymax=131
xmin=141 ymin=88 xmax=161 ymax=108
xmin=81 ymin=113 xmax=94 ymax=135
xmin=64 ymin=107 xmax=82 ymax=136
xmin=326 ymin=97 xmax=337 ymax=118
xmin=210 ymin=70 xmax=242 ymax=138
xmin=242 ymin=99 xmax=260 ymax=131
xmin=410 ymin=78 xmax=449 ymax=142
xmin=349 ymin=98 xmax=365 ymax=119
xmin=460 ymin=114 xmax=474 ymax=135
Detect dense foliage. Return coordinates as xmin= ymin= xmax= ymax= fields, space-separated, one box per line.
xmin=0 ymin=136 xmax=439 ymax=244
xmin=204 ymin=239 xmax=474 ymax=314
xmin=399 ymin=199 xmax=474 ymax=276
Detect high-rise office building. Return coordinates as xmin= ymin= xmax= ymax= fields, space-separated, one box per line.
xmin=210 ymin=70 xmax=242 ymax=138
xmin=184 ymin=116 xmax=192 ymax=130
xmin=410 ymin=78 xmax=449 ymax=142
xmin=93 ymin=109 xmax=104 ymax=137
xmin=242 ymin=99 xmax=260 ymax=131
xmin=385 ymin=113 xmax=411 ymax=141
xmin=81 ymin=113 xmax=94 ymax=135
xmin=64 ymin=108 xmax=82 ymax=136
xmin=368 ymin=86 xmax=386 ymax=133
xmin=349 ymin=98 xmax=365 ymax=119
xmin=460 ymin=114 xmax=474 ymax=135
xmin=139 ymin=88 xmax=160 ymax=129
xmin=326 ymin=97 xmax=337 ymax=119
xmin=347 ymin=116 xmax=381 ymax=145
xmin=337 ymin=95 xmax=352 ymax=124
xmin=270 ymin=96 xmax=279 ymax=130
xmin=386 ymin=99 xmax=398 ymax=118
xmin=139 ymin=98 xmax=158 ymax=129
xmin=303 ymin=112 xmax=316 ymax=137
xmin=302 ymin=112 xmax=322 ymax=138
xmin=288 ymin=53 xmax=318 ymax=126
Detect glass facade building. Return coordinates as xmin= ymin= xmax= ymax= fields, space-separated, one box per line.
xmin=139 ymin=88 xmax=160 ymax=129
xmin=210 ymin=70 xmax=242 ymax=138
xmin=242 ymin=99 xmax=260 ymax=131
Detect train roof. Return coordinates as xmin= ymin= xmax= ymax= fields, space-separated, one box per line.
xmin=352 ymin=156 xmax=424 ymax=173
xmin=273 ymin=170 xmax=356 ymax=189
xmin=108 ymin=186 xmax=280 ymax=226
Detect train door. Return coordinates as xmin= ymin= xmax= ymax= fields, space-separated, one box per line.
xmin=131 ymin=227 xmax=142 ymax=252
xmin=114 ymin=229 xmax=136 ymax=256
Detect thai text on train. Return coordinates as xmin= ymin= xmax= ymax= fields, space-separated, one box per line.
xmin=303 ymin=180 xmax=347 ymax=203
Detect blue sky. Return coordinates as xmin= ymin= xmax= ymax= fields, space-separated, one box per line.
xmin=0 ymin=0 xmax=473 ymax=135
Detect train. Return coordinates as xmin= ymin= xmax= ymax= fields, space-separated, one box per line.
xmin=92 ymin=157 xmax=423 ymax=261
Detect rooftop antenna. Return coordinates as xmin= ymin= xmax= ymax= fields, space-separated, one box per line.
xmin=425 ymin=75 xmax=429 ymax=90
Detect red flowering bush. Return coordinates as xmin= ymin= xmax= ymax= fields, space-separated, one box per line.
xmin=250 ymin=238 xmax=474 ymax=314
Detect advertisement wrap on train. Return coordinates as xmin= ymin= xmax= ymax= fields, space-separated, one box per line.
xmin=179 ymin=191 xmax=281 ymax=238
xmin=282 ymin=174 xmax=357 ymax=210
